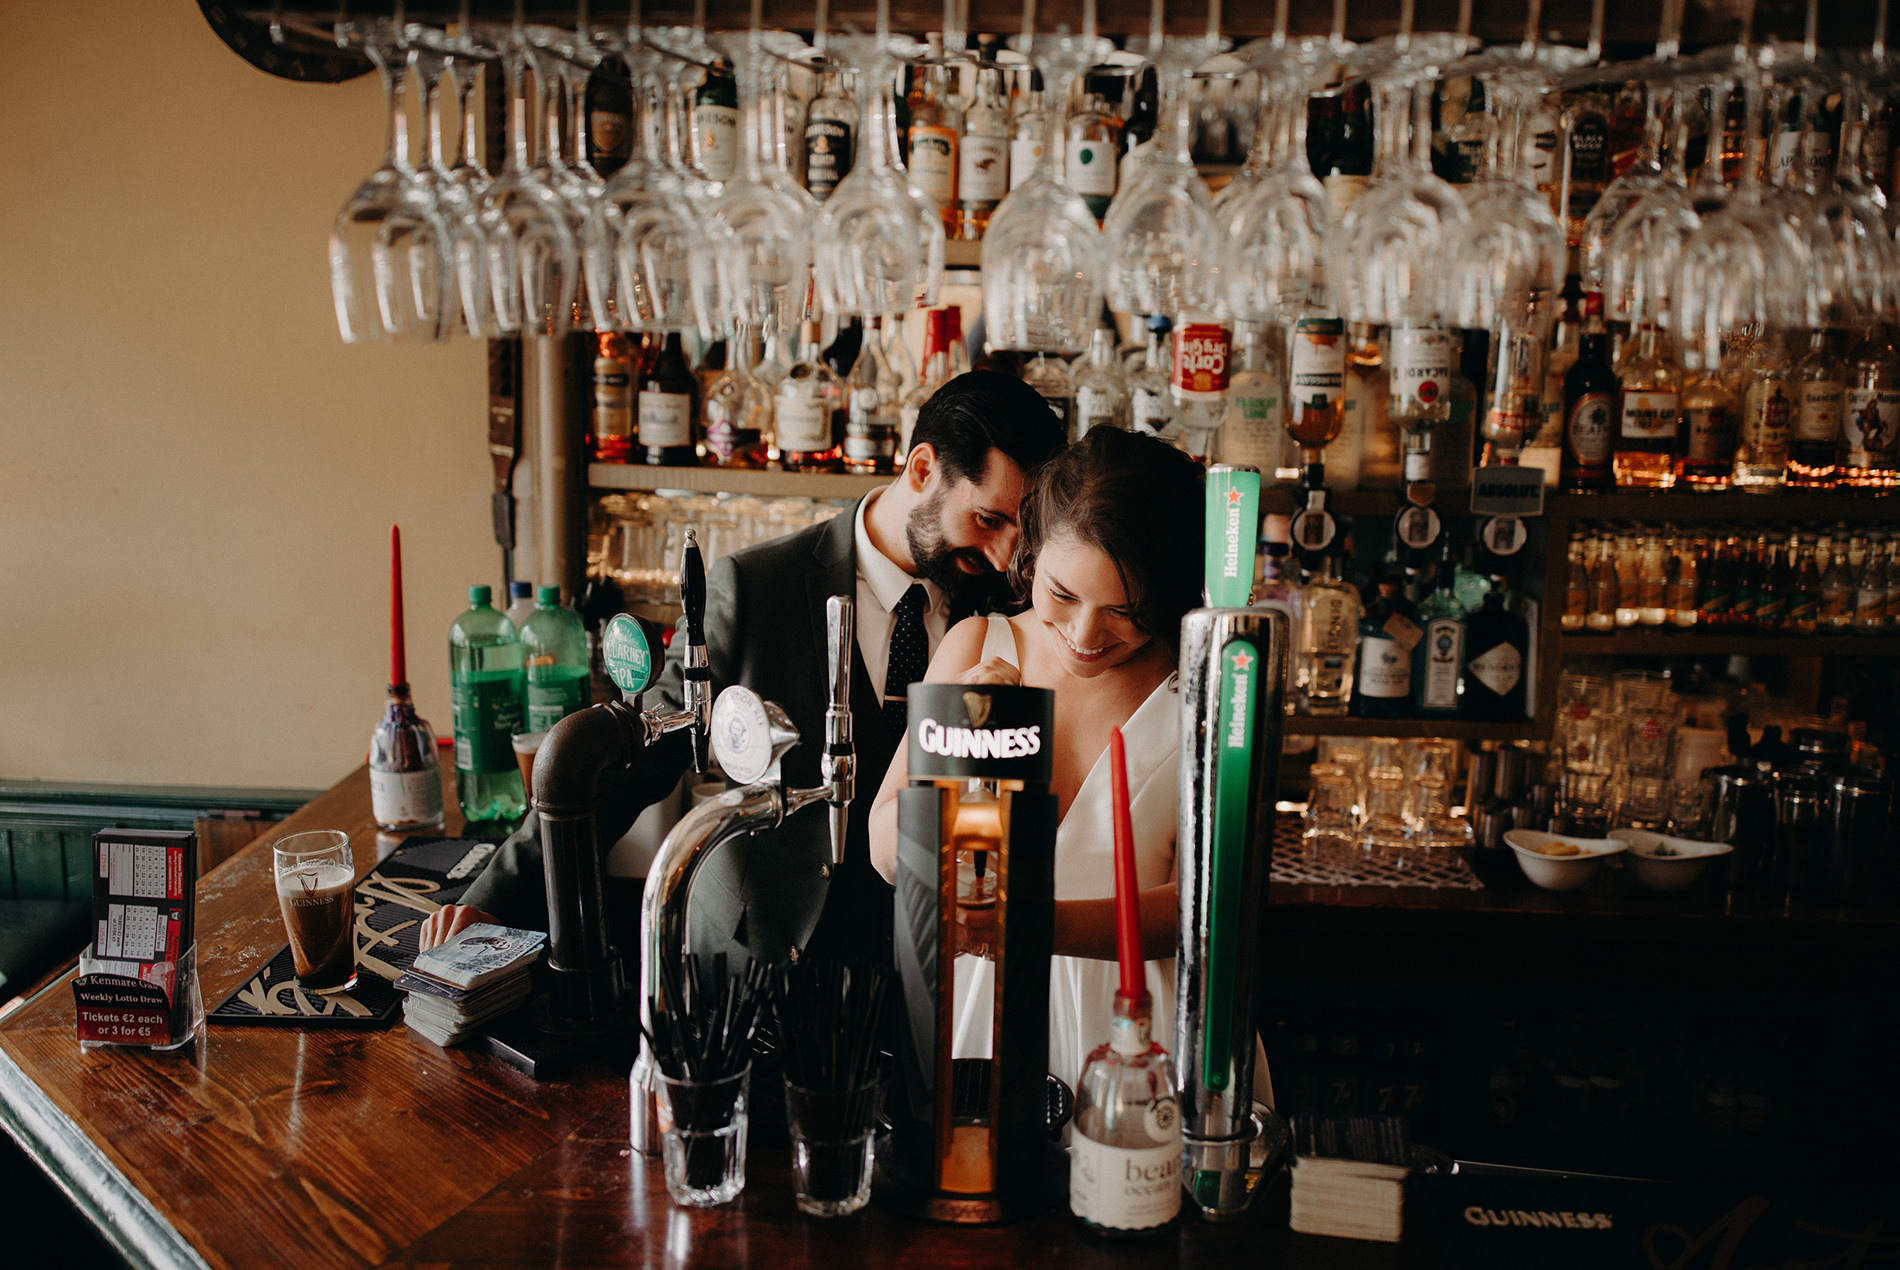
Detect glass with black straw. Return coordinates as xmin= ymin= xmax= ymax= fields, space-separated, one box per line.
xmin=645 ymin=953 xmax=770 ymax=1206
xmin=775 ymin=957 xmax=890 ymax=1217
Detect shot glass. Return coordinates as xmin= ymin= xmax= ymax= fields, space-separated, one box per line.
xmin=656 ymin=1067 xmax=750 ymax=1206
xmin=272 ymin=831 xmax=358 ymax=993
xmin=783 ymin=1077 xmax=880 ymax=1217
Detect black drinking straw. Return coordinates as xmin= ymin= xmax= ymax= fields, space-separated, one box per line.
xmin=646 ymin=952 xmax=770 ymax=1190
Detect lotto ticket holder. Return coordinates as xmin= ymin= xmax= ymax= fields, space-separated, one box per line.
xmin=878 ymin=682 xmax=1065 ymax=1224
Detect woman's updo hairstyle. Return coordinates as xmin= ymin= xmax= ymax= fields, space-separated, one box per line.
xmin=1008 ymin=427 xmax=1206 ymax=654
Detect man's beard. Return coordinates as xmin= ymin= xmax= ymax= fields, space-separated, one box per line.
xmin=904 ymin=485 xmax=1010 ymax=612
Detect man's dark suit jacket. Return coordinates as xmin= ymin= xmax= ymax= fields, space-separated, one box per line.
xmin=462 ymin=496 xmax=933 ymax=969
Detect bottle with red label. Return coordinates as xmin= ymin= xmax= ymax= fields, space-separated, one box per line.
xmin=1388 ymin=324 xmax=1453 ymax=486
xmin=1170 ymin=316 xmax=1231 ymax=461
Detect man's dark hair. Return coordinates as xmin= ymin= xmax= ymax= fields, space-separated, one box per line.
xmin=1008 ymin=428 xmax=1205 ymax=657
xmin=909 ymin=370 xmax=1067 ymax=485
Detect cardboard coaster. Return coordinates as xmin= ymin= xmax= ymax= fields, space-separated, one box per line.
xmin=209 ymin=837 xmax=501 ymax=1028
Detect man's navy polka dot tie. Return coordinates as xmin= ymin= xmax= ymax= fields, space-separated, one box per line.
xmin=883 ymin=583 xmax=929 ymax=735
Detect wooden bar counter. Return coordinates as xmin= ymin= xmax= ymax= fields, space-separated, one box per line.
xmin=0 ymin=756 xmax=1434 ymax=1270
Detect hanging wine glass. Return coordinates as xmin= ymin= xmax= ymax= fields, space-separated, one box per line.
xmin=980 ymin=25 xmax=1113 ymax=349
xmin=1602 ymin=79 xmax=1703 ymax=329
xmin=1102 ymin=25 xmax=1226 ymax=318
xmin=523 ymin=27 xmax=603 ymax=331
xmin=328 ymin=19 xmax=454 ymax=343
xmin=589 ymin=35 xmax=709 ymax=335
xmin=472 ymin=22 xmax=580 ymax=337
xmin=816 ymin=32 xmax=942 ymax=319
xmin=1221 ymin=43 xmax=1335 ymax=326
xmin=704 ymin=27 xmax=818 ymax=337
xmin=413 ymin=38 xmax=493 ymax=339
xmin=1810 ymin=75 xmax=1900 ymax=325
xmin=650 ymin=26 xmax=724 ymax=209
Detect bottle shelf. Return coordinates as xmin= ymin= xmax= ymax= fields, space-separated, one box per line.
xmin=589 ymin=463 xmax=885 ymax=500
xmin=1284 ymin=717 xmax=1537 ymax=741
xmin=1557 ymin=632 xmax=1900 ymax=658
xmin=1544 ymin=488 xmax=1900 ymax=522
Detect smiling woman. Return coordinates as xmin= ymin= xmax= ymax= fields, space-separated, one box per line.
xmin=868 ymin=429 xmax=1207 ymax=1090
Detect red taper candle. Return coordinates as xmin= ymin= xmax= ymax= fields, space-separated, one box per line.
xmin=389 ymin=525 xmax=407 ymax=688
xmin=1110 ymin=726 xmax=1142 ymax=999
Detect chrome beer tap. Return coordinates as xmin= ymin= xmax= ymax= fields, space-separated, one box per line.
xmin=530 ymin=531 xmax=713 ymax=1033
xmin=630 ymin=595 xmax=856 ymax=1154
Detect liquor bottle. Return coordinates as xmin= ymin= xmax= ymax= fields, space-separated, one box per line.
xmin=1539 ymin=275 xmax=1585 ymax=459
xmin=802 ymin=71 xmax=856 ymax=202
xmin=1819 ymin=536 xmax=1856 ymax=631
xmin=1070 ymin=990 xmax=1182 ymax=1236
xmin=1856 ymin=533 xmax=1890 ymax=633
xmin=504 ymin=579 xmax=536 ymax=633
xmin=957 ymin=67 xmax=1010 ymax=239
xmin=776 ymin=59 xmax=808 ymax=188
xmin=1560 ymin=312 xmax=1616 ymax=490
xmin=1287 ymin=313 xmax=1349 ymax=485
xmin=778 ymin=321 xmax=846 ymax=472
xmin=1433 ymin=336 xmax=1480 ymax=486
xmin=586 ymin=54 xmax=636 ymax=178
xmin=1756 ymin=534 xmax=1792 ymax=632
xmin=1559 ymin=88 xmax=1612 ymax=247
xmin=521 ymin=586 xmax=590 ymax=733
xmin=1130 ymin=316 xmax=1175 ymax=439
xmin=1679 ymin=362 xmax=1739 ymax=491
xmin=1587 ymin=534 xmax=1618 ymax=631
xmin=1787 ymin=534 xmax=1821 ymax=634
xmin=1352 ymin=577 xmax=1416 ymax=719
xmin=1170 ymin=316 xmax=1231 ymax=461
xmin=1119 ymin=68 xmax=1159 ymax=168
xmin=1728 ymin=533 xmax=1758 ymax=630
xmin=1008 ymin=70 xmax=1048 ymax=191
xmin=1413 ymin=556 xmax=1467 ymax=718
xmin=1789 ymin=328 xmax=1845 ymax=486
xmin=1388 ymin=325 xmax=1453 ymax=487
xmin=1667 ymin=533 xmax=1700 ymax=628
xmin=694 ymin=337 xmax=728 ymax=400
xmin=1612 ymin=320 xmax=1681 ymax=488
xmin=1020 ymin=351 xmax=1075 ymax=437
xmin=901 ymin=307 xmax=959 ymax=450
xmin=823 ymin=316 xmax=863 ymax=380
xmin=694 ymin=59 xmax=739 ymax=185
xmin=1297 ymin=550 xmax=1361 ymax=716
xmin=1312 ymin=79 xmax=1374 ymax=220
xmin=882 ymin=317 xmax=917 ymax=405
xmin=371 ymin=527 xmax=445 ymax=833
xmin=1218 ymin=323 xmax=1285 ymax=469
xmin=844 ymin=322 xmax=900 ymax=474
xmin=757 ymin=323 xmax=794 ymax=394
xmin=907 ymin=40 xmax=961 ymax=234
xmin=1347 ymin=324 xmax=1397 ymax=490
xmin=1437 ymin=76 xmax=1490 ymax=191
xmin=591 ymin=332 xmax=638 ymax=462
xmin=1733 ymin=335 xmax=1793 ymax=489
xmin=1840 ymin=325 xmax=1900 ymax=487
xmin=449 ymin=585 xmax=527 ymax=824
xmin=1696 ymin=536 xmax=1734 ymax=630
xmin=1638 ymin=532 xmax=1668 ymax=626
xmin=1067 ymin=91 xmax=1123 ymax=221
xmin=1461 ymin=579 xmax=1529 ymax=722
xmin=1075 ymin=326 xmax=1132 ymax=437
xmin=1611 ymin=530 xmax=1642 ymax=628
xmin=1560 ymin=531 xmax=1588 ymax=632
xmin=703 ymin=326 xmax=772 ymax=468
xmin=638 ymin=331 xmax=699 ymax=466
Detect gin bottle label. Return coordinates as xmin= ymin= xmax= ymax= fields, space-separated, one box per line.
xmin=1467 ymin=641 xmax=1522 ymax=697
xmin=1419 ymin=617 xmax=1463 ymax=711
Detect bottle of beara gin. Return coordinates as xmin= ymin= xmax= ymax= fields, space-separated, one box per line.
xmin=1069 ymin=989 xmax=1182 ymax=1236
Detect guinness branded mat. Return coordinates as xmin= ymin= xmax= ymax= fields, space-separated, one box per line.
xmin=209 ymin=837 xmax=502 ymax=1028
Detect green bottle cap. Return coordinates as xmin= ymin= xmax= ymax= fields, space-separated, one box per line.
xmin=469 ymin=584 xmax=492 ymax=604
xmin=536 ymin=585 xmax=562 ymax=605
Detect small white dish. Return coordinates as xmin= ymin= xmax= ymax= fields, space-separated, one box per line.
xmin=1502 ymin=830 xmax=1627 ymax=891
xmin=1609 ymin=828 xmax=1733 ymax=892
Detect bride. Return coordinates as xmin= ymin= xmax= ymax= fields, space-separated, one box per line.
xmin=867 ymin=427 xmax=1205 ymax=1092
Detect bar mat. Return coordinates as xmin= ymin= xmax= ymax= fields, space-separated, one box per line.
xmin=1268 ymin=817 xmax=1485 ymax=891
xmin=209 ymin=837 xmax=504 ymax=1028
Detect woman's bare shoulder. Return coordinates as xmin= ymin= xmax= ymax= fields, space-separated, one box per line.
xmin=922 ymin=615 xmax=992 ymax=683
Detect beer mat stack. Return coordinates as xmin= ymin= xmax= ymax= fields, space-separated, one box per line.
xmin=397 ymin=924 xmax=546 ymax=1047
xmin=209 ymin=837 xmax=499 ymax=1028
xmin=1288 ymin=1114 xmax=1412 ymax=1243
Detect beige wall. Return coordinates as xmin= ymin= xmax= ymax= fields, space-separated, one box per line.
xmin=1 ymin=4 xmax=494 ymax=791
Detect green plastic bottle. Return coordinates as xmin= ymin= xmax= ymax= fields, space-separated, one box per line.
xmin=449 ymin=585 xmax=526 ymax=824
xmin=521 ymin=585 xmax=591 ymax=732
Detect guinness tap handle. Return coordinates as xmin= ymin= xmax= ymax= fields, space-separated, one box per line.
xmin=823 ymin=595 xmax=855 ymax=868
xmin=680 ymin=528 xmax=711 ymax=774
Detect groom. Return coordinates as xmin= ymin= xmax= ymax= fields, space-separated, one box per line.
xmin=434 ymin=371 xmax=1066 ymax=970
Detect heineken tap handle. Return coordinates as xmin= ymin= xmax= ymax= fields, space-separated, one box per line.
xmin=680 ymin=529 xmax=710 ymax=774
xmin=822 ymin=595 xmax=855 ymax=868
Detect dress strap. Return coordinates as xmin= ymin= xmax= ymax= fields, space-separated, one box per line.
xmin=980 ymin=614 xmax=1021 ymax=669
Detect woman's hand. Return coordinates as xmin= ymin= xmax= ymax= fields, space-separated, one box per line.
xmin=418 ymin=904 xmax=499 ymax=951
xmin=956 ymin=657 xmax=1021 ymax=687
